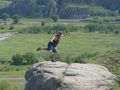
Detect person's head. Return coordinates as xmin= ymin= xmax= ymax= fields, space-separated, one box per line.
xmin=57 ymin=31 xmax=63 ymax=36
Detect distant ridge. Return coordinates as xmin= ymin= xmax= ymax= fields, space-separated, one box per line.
xmin=0 ymin=0 xmax=120 ymax=18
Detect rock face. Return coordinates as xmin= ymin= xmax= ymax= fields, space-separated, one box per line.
xmin=25 ymin=61 xmax=116 ymax=90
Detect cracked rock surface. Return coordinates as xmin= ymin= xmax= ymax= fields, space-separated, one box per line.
xmin=25 ymin=61 xmax=116 ymax=90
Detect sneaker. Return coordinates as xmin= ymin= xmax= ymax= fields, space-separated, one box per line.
xmin=37 ymin=47 xmax=41 ymax=51
xmin=51 ymin=60 xmax=55 ymax=62
xmin=51 ymin=59 xmax=55 ymax=62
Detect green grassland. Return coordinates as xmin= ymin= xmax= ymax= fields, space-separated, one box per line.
xmin=0 ymin=71 xmax=25 ymax=78
xmin=0 ymin=80 xmax=25 ymax=90
xmin=0 ymin=18 xmax=120 ymax=90
xmin=0 ymin=31 xmax=120 ymax=61
xmin=0 ymin=1 xmax=120 ymax=89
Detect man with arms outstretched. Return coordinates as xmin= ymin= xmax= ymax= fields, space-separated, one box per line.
xmin=37 ymin=31 xmax=70 ymax=62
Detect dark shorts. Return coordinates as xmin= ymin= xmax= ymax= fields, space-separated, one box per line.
xmin=47 ymin=41 xmax=57 ymax=53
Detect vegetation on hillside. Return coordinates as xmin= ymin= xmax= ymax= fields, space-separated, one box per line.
xmin=0 ymin=0 xmax=11 ymax=9
xmin=94 ymin=50 xmax=120 ymax=77
xmin=0 ymin=0 xmax=120 ymax=18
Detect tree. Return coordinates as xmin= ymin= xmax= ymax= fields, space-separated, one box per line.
xmin=48 ymin=0 xmax=57 ymax=17
xmin=41 ymin=21 xmax=45 ymax=26
xmin=116 ymin=16 xmax=120 ymax=21
xmin=23 ymin=53 xmax=38 ymax=65
xmin=0 ymin=13 xmax=9 ymax=24
xmin=56 ymin=0 xmax=66 ymax=14
xmin=12 ymin=14 xmax=20 ymax=24
xmin=52 ymin=15 xmax=58 ymax=22
xmin=12 ymin=54 xmax=24 ymax=65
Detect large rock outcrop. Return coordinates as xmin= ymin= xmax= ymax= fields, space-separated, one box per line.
xmin=25 ymin=61 xmax=116 ymax=90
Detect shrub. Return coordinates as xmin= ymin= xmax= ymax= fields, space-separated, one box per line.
xmin=44 ymin=54 xmax=87 ymax=64
xmin=52 ymin=15 xmax=58 ymax=22
xmin=23 ymin=53 xmax=38 ymax=65
xmin=12 ymin=54 xmax=24 ymax=65
xmin=0 ymin=58 xmax=8 ymax=64
xmin=81 ymin=52 xmax=99 ymax=59
xmin=44 ymin=52 xmax=98 ymax=64
xmin=12 ymin=14 xmax=20 ymax=24
xmin=41 ymin=21 xmax=45 ymax=26
xmin=0 ymin=13 xmax=9 ymax=24
xmin=67 ymin=24 xmax=80 ymax=32
xmin=84 ymin=24 xmax=120 ymax=33
xmin=0 ymin=66 xmax=13 ymax=71
xmin=64 ymin=56 xmax=73 ymax=64
xmin=72 ymin=56 xmax=86 ymax=63
xmin=95 ymin=50 xmax=120 ymax=77
xmin=114 ymin=30 xmax=119 ymax=35
xmin=9 ymin=26 xmax=14 ymax=30
xmin=92 ymin=17 xmax=103 ymax=23
xmin=63 ymin=56 xmax=87 ymax=64
xmin=11 ymin=53 xmax=38 ymax=65
xmin=0 ymin=26 xmax=5 ymax=29
xmin=21 ymin=24 xmax=81 ymax=34
xmin=51 ymin=24 xmax=69 ymax=33
xmin=26 ymin=26 xmax=39 ymax=34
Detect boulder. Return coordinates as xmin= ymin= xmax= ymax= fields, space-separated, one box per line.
xmin=25 ymin=61 xmax=116 ymax=90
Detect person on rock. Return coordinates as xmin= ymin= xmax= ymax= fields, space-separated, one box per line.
xmin=37 ymin=31 xmax=70 ymax=62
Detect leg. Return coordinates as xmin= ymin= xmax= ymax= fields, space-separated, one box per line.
xmin=51 ymin=52 xmax=57 ymax=62
xmin=37 ymin=42 xmax=51 ymax=51
xmin=51 ymin=47 xmax=57 ymax=62
xmin=37 ymin=47 xmax=48 ymax=51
